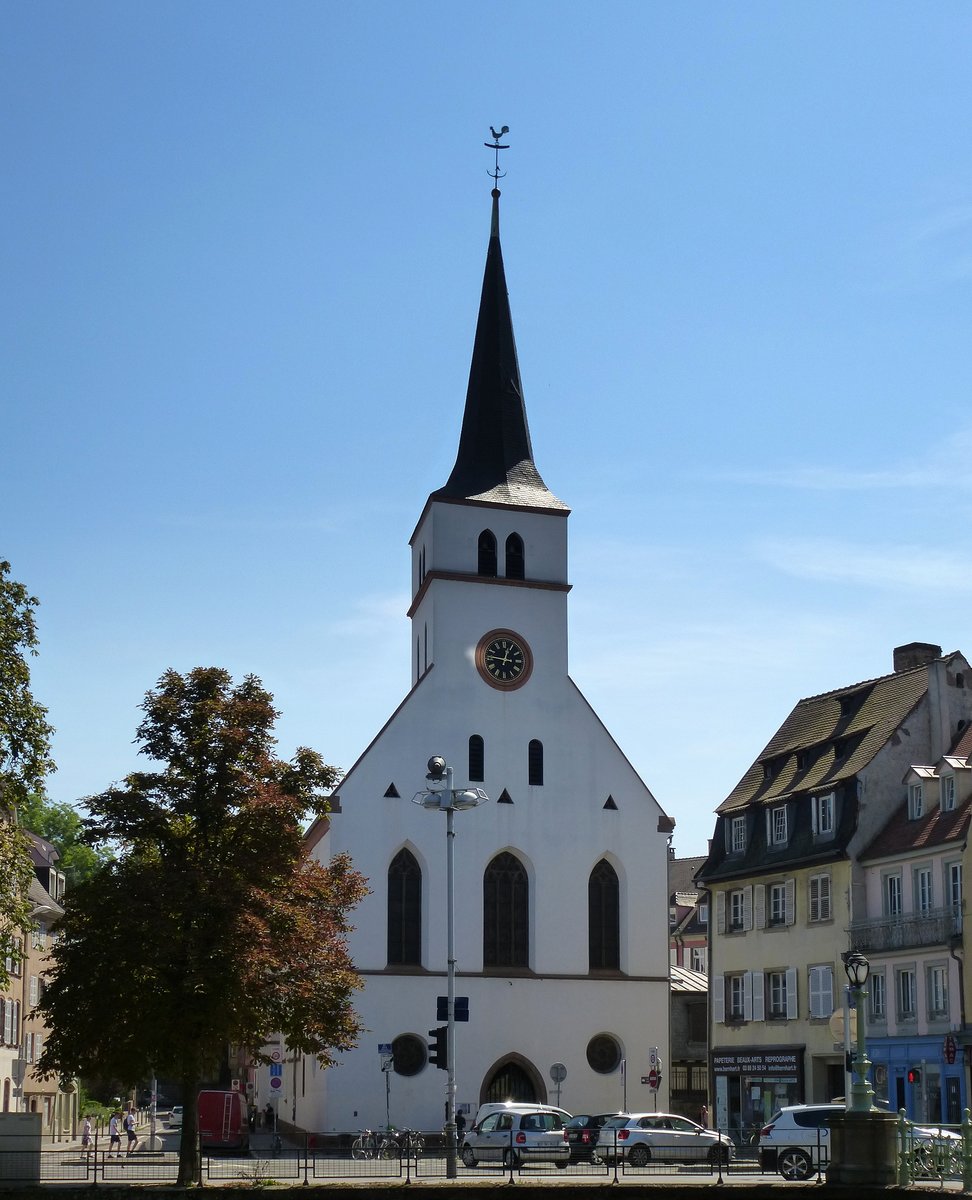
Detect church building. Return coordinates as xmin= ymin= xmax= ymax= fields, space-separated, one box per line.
xmin=292 ymin=177 xmax=674 ymax=1134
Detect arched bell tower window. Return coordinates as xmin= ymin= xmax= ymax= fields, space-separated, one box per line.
xmin=469 ymin=735 xmax=485 ymax=783
xmin=505 ymin=533 xmax=525 ymax=580
xmin=388 ymin=849 xmax=422 ymax=966
xmin=484 ymin=852 xmax=528 ymax=968
xmin=589 ymin=859 xmax=620 ymax=971
xmin=478 ymin=530 xmax=497 ymax=577
xmin=528 ymin=740 xmax=543 ymax=786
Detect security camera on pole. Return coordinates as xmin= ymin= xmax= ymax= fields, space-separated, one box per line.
xmin=412 ymin=756 xmax=488 ymax=1179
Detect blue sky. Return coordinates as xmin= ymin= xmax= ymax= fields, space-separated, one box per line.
xmin=4 ymin=2 xmax=972 ymax=856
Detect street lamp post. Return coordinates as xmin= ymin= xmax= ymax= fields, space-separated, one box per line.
xmin=842 ymin=950 xmax=874 ymax=1113
xmin=412 ymin=757 xmax=488 ymax=1179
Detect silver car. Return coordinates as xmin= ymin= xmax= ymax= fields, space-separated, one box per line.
xmin=460 ymin=1107 xmax=570 ymax=1169
xmin=598 ymin=1113 xmax=734 ymax=1167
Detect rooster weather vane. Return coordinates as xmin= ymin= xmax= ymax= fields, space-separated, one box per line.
xmin=485 ymin=125 xmax=509 ymax=183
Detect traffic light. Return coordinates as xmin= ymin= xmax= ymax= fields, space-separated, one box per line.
xmin=907 ymin=1068 xmax=922 ymax=1085
xmin=428 ymin=1027 xmax=448 ymax=1070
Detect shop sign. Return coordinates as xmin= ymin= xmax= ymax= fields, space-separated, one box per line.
xmin=712 ymin=1049 xmax=800 ymax=1077
xmin=944 ymin=1034 xmax=957 ymax=1065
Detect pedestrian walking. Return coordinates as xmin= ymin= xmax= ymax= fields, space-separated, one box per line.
xmin=80 ymin=1115 xmax=92 ymax=1157
xmin=108 ymin=1112 xmax=121 ymax=1157
xmin=124 ymin=1109 xmax=138 ymax=1156
xmin=699 ymin=1103 xmax=709 ymax=1128
xmin=264 ymin=1102 xmax=274 ymax=1129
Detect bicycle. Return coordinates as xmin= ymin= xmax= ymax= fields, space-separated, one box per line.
xmin=351 ymin=1130 xmax=399 ymax=1159
xmin=387 ymin=1129 xmax=426 ymax=1159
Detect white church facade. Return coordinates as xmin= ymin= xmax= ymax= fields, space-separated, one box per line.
xmin=288 ymin=184 xmax=674 ymax=1134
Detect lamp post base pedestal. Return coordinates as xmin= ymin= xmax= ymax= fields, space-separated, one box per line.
xmin=826 ymin=1111 xmax=897 ymax=1187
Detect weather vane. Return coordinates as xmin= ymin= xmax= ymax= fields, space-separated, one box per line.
xmin=485 ymin=125 xmax=509 ymax=184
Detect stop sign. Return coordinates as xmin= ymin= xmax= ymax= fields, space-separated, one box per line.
xmin=648 ymin=1069 xmax=659 ymax=1090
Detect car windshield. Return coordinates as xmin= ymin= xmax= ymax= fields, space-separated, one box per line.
xmin=521 ymin=1113 xmax=563 ymax=1131
xmin=603 ymin=1116 xmax=629 ymax=1129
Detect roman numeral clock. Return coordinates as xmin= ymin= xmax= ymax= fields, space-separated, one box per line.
xmin=475 ymin=629 xmax=533 ymax=690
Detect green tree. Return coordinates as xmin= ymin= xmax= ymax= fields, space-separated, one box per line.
xmin=0 ymin=560 xmax=55 ymax=987
xmin=18 ymin=793 xmax=112 ymax=887
xmin=38 ymin=667 xmax=367 ymax=1185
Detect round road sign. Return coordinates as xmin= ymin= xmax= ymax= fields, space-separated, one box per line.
xmin=648 ymin=1069 xmax=659 ymax=1090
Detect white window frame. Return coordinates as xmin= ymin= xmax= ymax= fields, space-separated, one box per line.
xmin=698 ymin=902 xmax=708 ymax=925
xmin=909 ymin=783 xmax=924 ymax=819
xmin=768 ymin=805 xmax=788 ymax=846
xmin=729 ymin=889 xmax=745 ymax=930
xmin=29 ymin=976 xmax=38 ymax=1007
xmin=768 ymin=970 xmax=788 ymax=1018
xmin=942 ymin=774 xmax=956 ymax=812
xmin=769 ymin=882 xmax=787 ymax=926
xmin=897 ymin=967 xmax=917 ymax=1019
xmin=690 ymin=946 xmax=707 ymax=973
xmin=927 ymin=964 xmax=948 ymax=1017
xmin=813 ymin=792 xmax=835 ymax=837
xmin=948 ymin=861 xmax=963 ymax=926
xmin=730 ymin=815 xmax=746 ymax=854
xmin=870 ymin=971 xmax=886 ymax=1021
xmin=885 ymin=873 xmax=903 ymax=917
xmin=809 ymin=873 xmax=832 ymax=922
xmin=915 ymin=866 xmax=933 ymax=915
xmin=729 ymin=974 xmax=746 ymax=1019
xmin=808 ymin=964 xmax=834 ymax=1019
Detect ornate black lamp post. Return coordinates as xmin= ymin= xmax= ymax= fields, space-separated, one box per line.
xmin=842 ymin=950 xmax=875 ymax=1113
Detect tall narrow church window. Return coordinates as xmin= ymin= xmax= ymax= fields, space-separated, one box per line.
xmin=528 ymin=740 xmax=543 ymax=786
xmin=387 ymin=849 xmax=421 ymax=966
xmin=469 ymin=735 xmax=485 ymax=783
xmin=484 ymin=852 xmax=528 ymax=968
xmin=505 ymin=533 xmax=525 ymax=580
xmin=478 ymin=530 xmax=497 ymax=577
xmin=589 ymin=859 xmax=620 ymax=971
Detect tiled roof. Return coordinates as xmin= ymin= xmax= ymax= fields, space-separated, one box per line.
xmin=860 ymin=796 xmax=972 ymax=862
xmin=716 ymin=656 xmax=959 ymax=814
xmin=668 ymin=855 xmax=706 ymax=898
xmin=670 ymin=965 xmax=708 ymax=993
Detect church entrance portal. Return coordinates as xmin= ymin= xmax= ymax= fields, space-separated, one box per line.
xmin=482 ymin=1059 xmax=545 ymax=1105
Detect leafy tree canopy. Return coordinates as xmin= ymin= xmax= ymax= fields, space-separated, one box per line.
xmin=1 ymin=560 xmax=55 ymax=986
xmin=18 ymin=793 xmax=112 ymax=888
xmin=38 ymin=667 xmax=367 ymax=1184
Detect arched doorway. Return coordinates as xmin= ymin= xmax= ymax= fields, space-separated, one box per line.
xmin=481 ymin=1056 xmax=546 ymax=1105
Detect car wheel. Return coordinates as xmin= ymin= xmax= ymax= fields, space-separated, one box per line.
xmin=778 ymin=1148 xmax=812 ymax=1181
xmin=556 ymin=1159 xmax=568 ymax=1169
xmin=502 ymin=1148 xmax=519 ymax=1169
xmin=460 ymin=1145 xmax=477 ymax=1168
xmin=628 ymin=1144 xmax=650 ymax=1168
xmin=708 ymin=1144 xmax=730 ymax=1166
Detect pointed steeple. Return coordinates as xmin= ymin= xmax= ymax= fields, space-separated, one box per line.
xmin=432 ymin=189 xmax=567 ymax=511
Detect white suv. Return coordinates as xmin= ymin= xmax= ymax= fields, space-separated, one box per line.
xmin=758 ymin=1104 xmax=840 ymax=1179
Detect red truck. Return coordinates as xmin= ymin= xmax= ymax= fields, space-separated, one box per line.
xmin=197 ymin=1090 xmax=250 ymax=1151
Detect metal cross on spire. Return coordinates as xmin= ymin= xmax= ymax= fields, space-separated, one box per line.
xmin=484 ymin=125 xmax=509 ymax=184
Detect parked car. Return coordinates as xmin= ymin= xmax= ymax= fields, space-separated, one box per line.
xmin=759 ymin=1103 xmax=962 ymax=1181
xmin=460 ymin=1106 xmax=570 ymax=1168
xmin=471 ymin=1101 xmax=571 ymax=1128
xmin=565 ymin=1113 xmax=617 ymax=1161
xmin=167 ymin=1105 xmax=183 ymax=1129
xmin=597 ymin=1113 xmax=734 ymax=1167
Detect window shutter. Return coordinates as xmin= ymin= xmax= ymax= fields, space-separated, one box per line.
xmin=3 ymin=1001 xmax=12 ymax=1045
xmin=743 ymin=886 xmax=753 ymax=931
xmin=752 ymin=970 xmax=765 ymax=1021
xmin=743 ymin=972 xmax=754 ymax=1021
xmin=713 ymin=975 xmax=725 ymax=1024
xmin=716 ymin=891 xmax=726 ymax=934
xmin=754 ymin=885 xmax=766 ymax=929
xmin=786 ymin=967 xmax=798 ymax=1019
xmin=785 ymin=878 xmax=795 ymax=925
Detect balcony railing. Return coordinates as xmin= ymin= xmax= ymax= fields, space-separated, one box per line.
xmin=848 ymin=906 xmax=962 ymax=954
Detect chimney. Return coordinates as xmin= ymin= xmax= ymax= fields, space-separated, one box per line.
xmin=893 ymin=642 xmax=942 ymax=673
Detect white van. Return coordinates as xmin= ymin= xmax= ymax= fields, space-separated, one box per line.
xmin=471 ymin=1101 xmax=572 ymax=1130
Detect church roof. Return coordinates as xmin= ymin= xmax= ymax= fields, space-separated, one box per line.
xmin=431 ymin=190 xmax=567 ymax=512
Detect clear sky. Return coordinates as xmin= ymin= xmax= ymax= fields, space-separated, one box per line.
xmin=4 ymin=2 xmax=972 ymax=857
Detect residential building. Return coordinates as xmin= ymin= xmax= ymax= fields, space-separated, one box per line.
xmin=669 ymin=852 xmax=708 ymax=975
xmin=850 ymin=723 xmax=972 ymax=1123
xmin=696 ymin=643 xmax=972 ymax=1141
xmin=281 ymin=186 xmax=674 ymax=1133
xmin=670 ymin=964 xmax=708 ymax=1121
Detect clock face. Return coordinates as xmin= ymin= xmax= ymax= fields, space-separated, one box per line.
xmin=476 ymin=629 xmax=533 ymax=690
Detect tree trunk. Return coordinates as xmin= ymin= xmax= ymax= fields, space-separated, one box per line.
xmin=177 ymin=1076 xmax=200 ymax=1187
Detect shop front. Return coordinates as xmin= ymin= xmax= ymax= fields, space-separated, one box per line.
xmin=712 ymin=1046 xmax=804 ymax=1144
xmin=868 ymin=1033 xmax=966 ymax=1124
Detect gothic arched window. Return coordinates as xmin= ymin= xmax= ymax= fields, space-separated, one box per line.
xmin=589 ymin=859 xmax=620 ymax=971
xmin=478 ymin=530 xmax=498 ymax=577
xmin=484 ymin=852 xmax=529 ymax=968
xmin=469 ymin=734 xmax=485 ymax=782
xmin=505 ymin=533 xmax=525 ymax=580
xmin=528 ymin=739 xmax=543 ymax=786
xmin=387 ymin=849 xmax=421 ymax=966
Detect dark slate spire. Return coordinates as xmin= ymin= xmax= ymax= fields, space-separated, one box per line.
xmin=432 ymin=189 xmax=567 ymax=510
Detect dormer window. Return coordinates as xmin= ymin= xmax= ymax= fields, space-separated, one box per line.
xmin=812 ymin=792 xmax=835 ymax=838
xmin=909 ymin=783 xmax=924 ymax=820
xmin=942 ymin=775 xmax=956 ymax=812
xmin=727 ymin=815 xmax=746 ymax=854
xmin=767 ymin=805 xmax=788 ymax=846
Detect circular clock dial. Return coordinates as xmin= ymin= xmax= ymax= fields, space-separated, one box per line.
xmin=476 ymin=630 xmax=533 ymax=690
